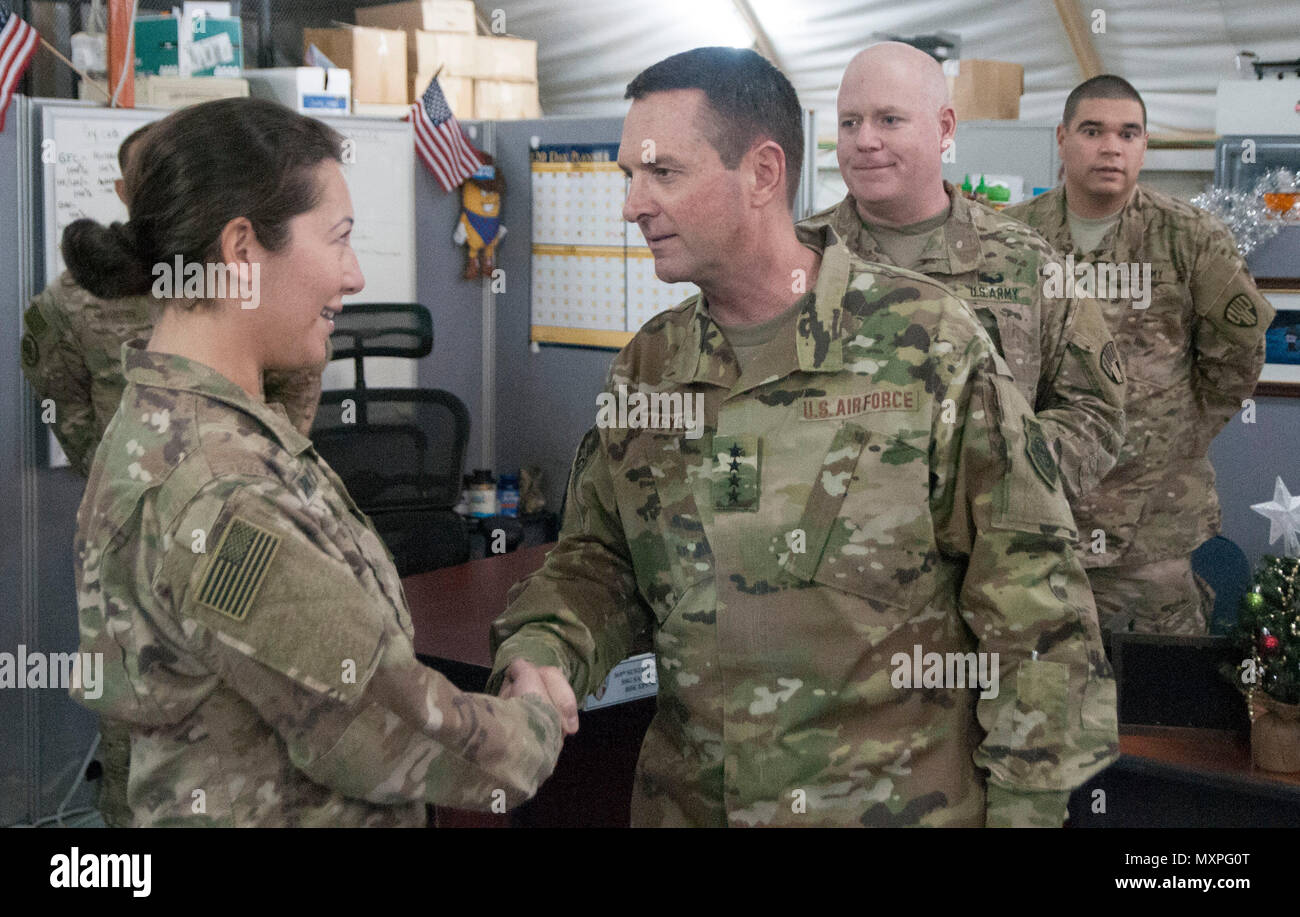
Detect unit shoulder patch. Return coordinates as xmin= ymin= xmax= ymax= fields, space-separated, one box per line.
xmin=1223 ymin=294 xmax=1259 ymax=328
xmin=1023 ymin=416 xmax=1058 ymax=489
xmin=20 ymin=333 xmax=38 ymax=368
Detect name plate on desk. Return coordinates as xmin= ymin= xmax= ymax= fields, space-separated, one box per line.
xmin=583 ymin=653 xmax=658 ymax=711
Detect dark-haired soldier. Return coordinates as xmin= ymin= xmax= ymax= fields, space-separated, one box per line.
xmin=1007 ymin=76 xmax=1275 ymax=634
xmin=20 ymin=125 xmax=328 ymax=828
xmin=21 ymin=124 xmax=325 ymax=474
xmin=64 ymin=98 xmax=561 ymax=826
xmin=490 ymin=47 xmax=1117 ymax=827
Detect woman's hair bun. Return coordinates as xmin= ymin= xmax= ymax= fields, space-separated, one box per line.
xmin=61 ymin=218 xmax=154 ymax=299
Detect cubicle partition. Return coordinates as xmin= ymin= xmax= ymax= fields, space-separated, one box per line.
xmin=490 ymin=118 xmax=628 ymax=511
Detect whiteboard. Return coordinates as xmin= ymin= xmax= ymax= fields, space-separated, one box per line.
xmin=38 ymin=102 xmax=417 ymax=388
xmin=41 ymin=104 xmax=157 ymax=283
xmin=39 ymin=104 xmax=417 ymax=304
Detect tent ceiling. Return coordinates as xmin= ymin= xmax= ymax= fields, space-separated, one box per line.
xmin=499 ymin=0 xmax=1299 ymax=135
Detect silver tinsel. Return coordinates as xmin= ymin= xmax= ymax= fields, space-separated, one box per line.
xmin=1190 ymin=186 xmax=1283 ymax=258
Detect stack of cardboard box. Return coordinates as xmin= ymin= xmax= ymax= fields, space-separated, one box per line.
xmin=354 ymin=0 xmax=540 ymax=120
xmin=131 ymin=3 xmax=251 ymax=108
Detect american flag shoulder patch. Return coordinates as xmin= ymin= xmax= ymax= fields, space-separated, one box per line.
xmin=197 ymin=517 xmax=282 ymax=622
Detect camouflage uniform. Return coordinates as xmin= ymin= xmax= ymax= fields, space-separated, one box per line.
xmin=69 ymin=342 xmax=561 ymax=826
xmin=21 ymin=271 xmax=327 ymax=476
xmin=1007 ymin=186 xmax=1275 ymax=633
xmin=21 ymin=272 xmax=331 ymax=826
xmin=801 ymin=183 xmax=1127 ymax=503
xmin=489 ymin=226 xmax=1118 ymax=827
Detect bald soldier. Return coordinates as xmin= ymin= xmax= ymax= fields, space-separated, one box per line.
xmin=1007 ymin=76 xmax=1275 ymax=633
xmin=489 ymin=47 xmax=1117 ymax=828
xmin=803 ymin=43 xmax=1126 ymax=503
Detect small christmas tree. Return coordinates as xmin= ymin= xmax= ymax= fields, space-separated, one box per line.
xmin=1233 ymin=556 xmax=1300 ymax=705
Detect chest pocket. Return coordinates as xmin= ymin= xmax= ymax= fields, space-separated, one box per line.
xmin=967 ymin=294 xmax=1041 ymax=409
xmin=1103 ymin=271 xmax=1198 ymax=465
xmin=779 ymin=421 xmax=939 ymax=614
xmin=1105 ymin=271 xmax=1191 ymax=389
xmin=614 ymin=429 xmax=714 ymax=625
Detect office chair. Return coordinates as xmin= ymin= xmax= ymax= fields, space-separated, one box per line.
xmin=1191 ymin=534 xmax=1253 ymax=635
xmin=312 ymin=304 xmax=472 ymax=576
xmin=325 ymin=302 xmax=434 ymax=390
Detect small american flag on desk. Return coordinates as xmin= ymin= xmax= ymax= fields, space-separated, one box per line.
xmin=0 ymin=1 xmax=39 ymax=132
xmin=410 ymin=74 xmax=481 ymax=192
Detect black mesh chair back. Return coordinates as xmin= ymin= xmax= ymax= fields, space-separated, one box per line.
xmin=329 ymin=304 xmax=434 ymax=390
xmin=369 ymin=507 xmax=470 ymax=577
xmin=313 ymin=388 xmax=469 ymax=512
xmin=313 ymin=303 xmax=472 ymax=575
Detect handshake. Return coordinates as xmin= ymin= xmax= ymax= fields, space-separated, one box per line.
xmin=498 ymin=658 xmax=581 ymax=736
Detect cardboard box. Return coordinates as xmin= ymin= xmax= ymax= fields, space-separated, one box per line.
xmin=356 ymin=1 xmax=477 ymax=35
xmin=412 ymin=30 xmax=479 ymax=78
xmin=475 ymin=36 xmax=537 ymax=82
xmin=410 ymin=32 xmax=537 ymax=81
xmin=136 ymin=75 xmax=250 ymax=108
xmin=943 ymin=59 xmax=1023 ymax=120
xmin=410 ymin=73 xmax=474 ymax=115
xmin=135 ymin=13 xmax=243 ymax=77
xmin=303 ymin=26 xmax=406 ymax=105
xmin=474 ymin=79 xmax=540 ymax=120
xmin=353 ymin=101 xmax=416 ymax=118
xmin=245 ymin=67 xmax=352 ymax=115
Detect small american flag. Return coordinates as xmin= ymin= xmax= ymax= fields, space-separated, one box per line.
xmin=0 ymin=2 xmax=39 ymax=133
xmin=197 ymin=518 xmax=281 ymax=622
xmin=409 ymin=75 xmax=481 ymax=192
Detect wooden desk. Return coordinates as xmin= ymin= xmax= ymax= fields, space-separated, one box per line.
xmin=405 ymin=542 xmax=555 ymax=667
xmin=404 ymin=550 xmax=1300 ymax=827
xmin=1073 ymin=726 xmax=1300 ymax=827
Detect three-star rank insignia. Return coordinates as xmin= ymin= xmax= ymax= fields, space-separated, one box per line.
xmin=1023 ymin=416 xmax=1059 ymax=489
xmin=711 ymin=434 xmax=761 ymax=511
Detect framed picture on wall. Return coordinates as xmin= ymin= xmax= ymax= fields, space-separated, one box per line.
xmin=1255 ymin=282 xmax=1300 ymax=397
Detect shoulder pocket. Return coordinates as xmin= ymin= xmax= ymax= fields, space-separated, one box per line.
xmin=174 ymin=497 xmax=387 ymax=703
xmin=985 ymin=373 xmax=1078 ymax=541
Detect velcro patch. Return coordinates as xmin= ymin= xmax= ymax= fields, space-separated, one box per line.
xmin=1223 ymin=294 xmax=1259 ymax=328
xmin=197 ymin=518 xmax=281 ymax=622
xmin=1023 ymin=416 xmax=1058 ymax=490
xmin=1100 ymin=340 xmax=1125 ymax=385
xmin=24 ymin=306 xmax=48 ymax=338
xmin=799 ymin=388 xmax=919 ymax=421
xmin=711 ymin=434 xmax=760 ymax=511
xmin=964 ymin=282 xmax=1031 ymax=305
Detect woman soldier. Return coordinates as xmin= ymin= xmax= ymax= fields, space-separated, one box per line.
xmin=63 ymin=97 xmax=564 ymax=826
